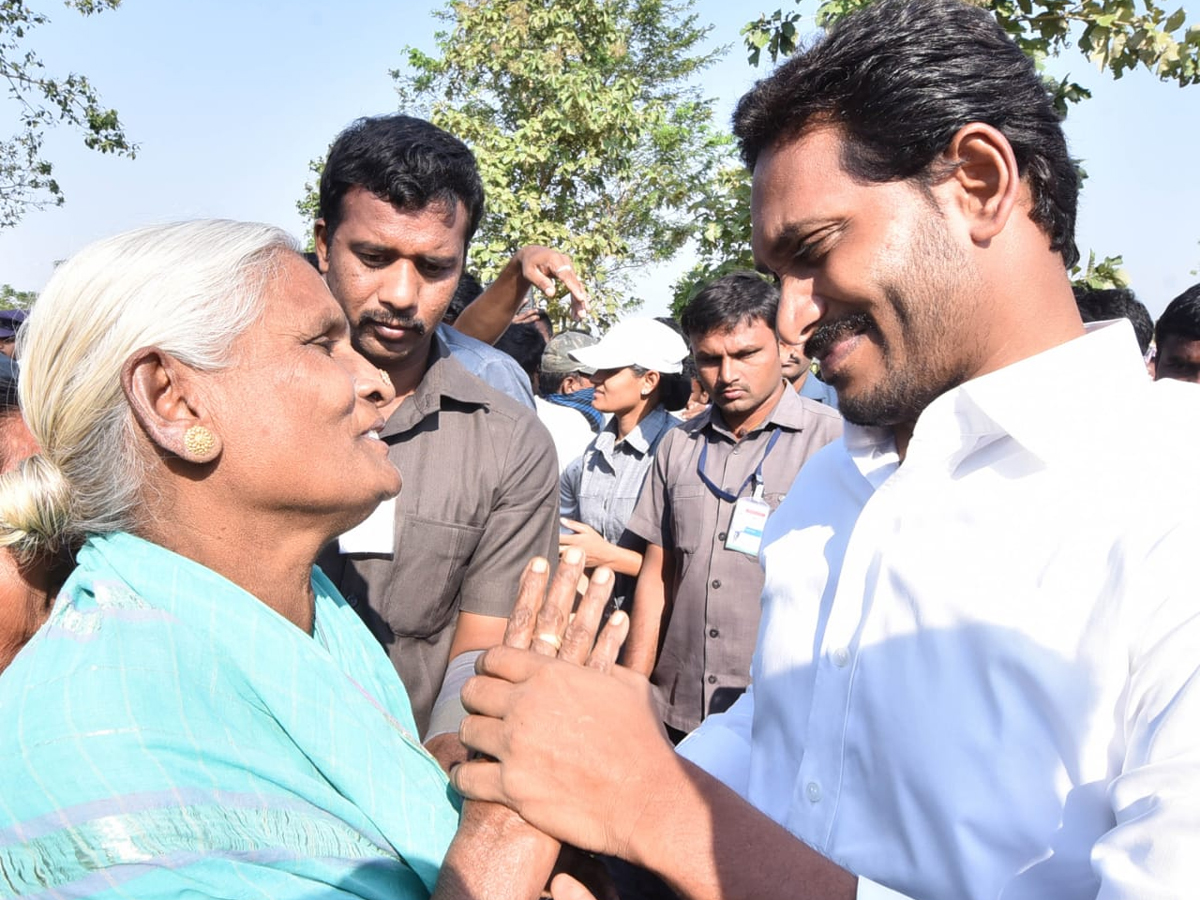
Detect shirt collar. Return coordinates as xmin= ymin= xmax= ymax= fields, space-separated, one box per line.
xmin=949 ymin=319 xmax=1146 ymax=462
xmin=843 ymin=319 xmax=1149 ymax=475
xmin=382 ymin=331 xmax=491 ymax=436
xmin=596 ymin=404 xmax=672 ymax=459
xmin=705 ymin=384 xmax=808 ymax=441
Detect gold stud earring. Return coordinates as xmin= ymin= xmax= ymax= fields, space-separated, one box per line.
xmin=183 ymin=425 xmax=218 ymax=461
xmin=379 ymin=368 xmax=392 ymax=387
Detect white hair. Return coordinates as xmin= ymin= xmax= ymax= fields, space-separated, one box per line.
xmin=0 ymin=219 xmax=300 ymax=560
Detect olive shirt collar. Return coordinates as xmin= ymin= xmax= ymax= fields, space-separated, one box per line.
xmin=379 ymin=330 xmax=494 ymax=439
xmin=693 ymin=383 xmax=812 ymax=443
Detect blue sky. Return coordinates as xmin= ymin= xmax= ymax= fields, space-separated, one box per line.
xmin=1 ymin=0 xmax=1198 ymax=317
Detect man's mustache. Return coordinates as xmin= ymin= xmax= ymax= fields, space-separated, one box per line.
xmin=361 ymin=312 xmax=426 ymax=336
xmin=805 ymin=313 xmax=874 ymax=361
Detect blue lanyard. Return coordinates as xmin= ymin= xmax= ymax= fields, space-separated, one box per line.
xmin=696 ymin=428 xmax=781 ymax=504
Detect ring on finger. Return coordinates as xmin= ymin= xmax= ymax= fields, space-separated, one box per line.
xmin=553 ymin=264 xmax=573 ymax=275
xmin=535 ymin=632 xmax=562 ymax=650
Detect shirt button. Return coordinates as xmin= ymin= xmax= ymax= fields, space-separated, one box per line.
xmin=732 ymin=447 xmax=741 ymax=455
xmin=718 ymin=532 xmax=727 ymax=541
xmin=709 ymin=628 xmax=719 ymax=638
xmin=806 ymin=781 xmax=822 ymax=803
xmin=707 ymin=674 xmax=717 ymax=684
xmin=346 ymin=594 xmax=359 ymax=608
xmin=832 ymin=647 xmax=850 ymax=668
xmin=711 ymin=579 xmax=721 ymax=589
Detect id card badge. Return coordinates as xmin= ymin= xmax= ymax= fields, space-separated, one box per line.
xmin=725 ymin=491 xmax=771 ymax=557
xmin=337 ymin=496 xmax=397 ymax=556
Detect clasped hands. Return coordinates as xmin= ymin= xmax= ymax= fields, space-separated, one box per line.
xmin=452 ymin=548 xmax=681 ymax=891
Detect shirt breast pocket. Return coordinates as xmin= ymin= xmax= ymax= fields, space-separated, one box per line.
xmin=384 ymin=517 xmax=484 ymax=639
xmin=670 ymin=484 xmax=708 ymax=554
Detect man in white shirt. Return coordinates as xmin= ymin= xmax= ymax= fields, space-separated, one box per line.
xmin=448 ymin=1 xmax=1200 ymax=898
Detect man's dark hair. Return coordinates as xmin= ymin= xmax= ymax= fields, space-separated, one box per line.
xmin=679 ymin=271 xmax=778 ymax=340
xmin=318 ymin=114 xmax=485 ymax=247
xmin=733 ymin=0 xmax=1079 ymax=268
xmin=1073 ymin=286 xmax=1154 ymax=355
xmin=1155 ymin=284 xmax=1200 ymax=346
xmin=444 ymin=271 xmax=484 ymax=324
xmin=495 ymin=322 xmax=548 ymax=381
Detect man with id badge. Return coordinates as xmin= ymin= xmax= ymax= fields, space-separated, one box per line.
xmin=623 ymin=272 xmax=842 ymax=742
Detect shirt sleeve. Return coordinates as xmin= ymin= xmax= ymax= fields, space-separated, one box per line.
xmin=457 ymin=413 xmax=559 ymax=618
xmin=624 ymin=428 xmax=675 ymax=547
xmin=1090 ymin=518 xmax=1200 ymax=897
xmin=481 ymin=357 xmax=535 ymax=409
xmin=559 ymin=454 xmax=584 ymax=521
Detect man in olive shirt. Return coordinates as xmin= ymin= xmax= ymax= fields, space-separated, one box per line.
xmin=625 ymin=272 xmax=842 ymax=741
xmin=312 ymin=114 xmax=558 ymax=767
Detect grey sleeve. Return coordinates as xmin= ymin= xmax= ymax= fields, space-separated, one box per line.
xmin=458 ymin=414 xmax=559 ymax=617
xmin=559 ymin=453 xmax=585 ymax=521
xmin=481 ymin=357 xmax=536 ymax=409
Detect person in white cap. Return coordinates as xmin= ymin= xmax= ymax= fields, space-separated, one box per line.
xmin=558 ymin=318 xmax=691 ymax=615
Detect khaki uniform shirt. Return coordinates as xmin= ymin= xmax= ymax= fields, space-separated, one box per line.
xmin=625 ymin=387 xmax=843 ymax=733
xmin=320 ymin=335 xmax=558 ymax=735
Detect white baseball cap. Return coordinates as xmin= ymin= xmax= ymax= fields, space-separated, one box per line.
xmin=569 ymin=318 xmax=689 ymax=374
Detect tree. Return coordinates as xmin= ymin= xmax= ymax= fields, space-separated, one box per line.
xmin=670 ymin=0 xmax=1197 ymax=309
xmin=0 ymin=283 xmax=36 ymax=311
xmin=742 ymin=0 xmax=1200 ymax=102
xmin=0 ymin=0 xmax=135 ymax=229
xmin=304 ymin=0 xmax=728 ymax=325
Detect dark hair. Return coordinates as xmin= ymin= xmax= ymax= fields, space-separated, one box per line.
xmin=733 ymin=0 xmax=1079 ymax=268
xmin=495 ymin=322 xmax=548 ymax=380
xmin=679 ymin=271 xmax=778 ymax=340
xmin=1155 ymin=284 xmax=1200 ymax=346
xmin=539 ymin=370 xmax=568 ymax=395
xmin=625 ymin=363 xmax=692 ymax=412
xmin=657 ymin=372 xmax=693 ymax=411
xmin=528 ymin=308 xmax=553 ymax=343
xmin=318 ymin=114 xmax=485 ymax=247
xmin=445 ymin=271 xmax=484 ymax=324
xmin=1073 ymin=286 xmax=1154 ymax=355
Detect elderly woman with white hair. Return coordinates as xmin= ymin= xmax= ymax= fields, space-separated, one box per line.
xmin=0 ymin=220 xmax=612 ymax=900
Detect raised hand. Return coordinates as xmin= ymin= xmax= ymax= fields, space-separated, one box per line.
xmin=511 ymin=245 xmax=590 ymax=321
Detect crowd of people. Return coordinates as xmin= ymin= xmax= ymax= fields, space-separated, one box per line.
xmin=1 ymin=0 xmax=1200 ymax=897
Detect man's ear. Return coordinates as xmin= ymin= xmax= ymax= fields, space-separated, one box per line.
xmin=121 ymin=347 xmax=222 ymax=465
xmin=313 ymin=220 xmax=331 ymax=275
xmin=943 ymin=123 xmax=1021 ymax=246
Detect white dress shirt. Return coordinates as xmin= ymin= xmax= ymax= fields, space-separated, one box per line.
xmin=680 ymin=321 xmax=1200 ymax=900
